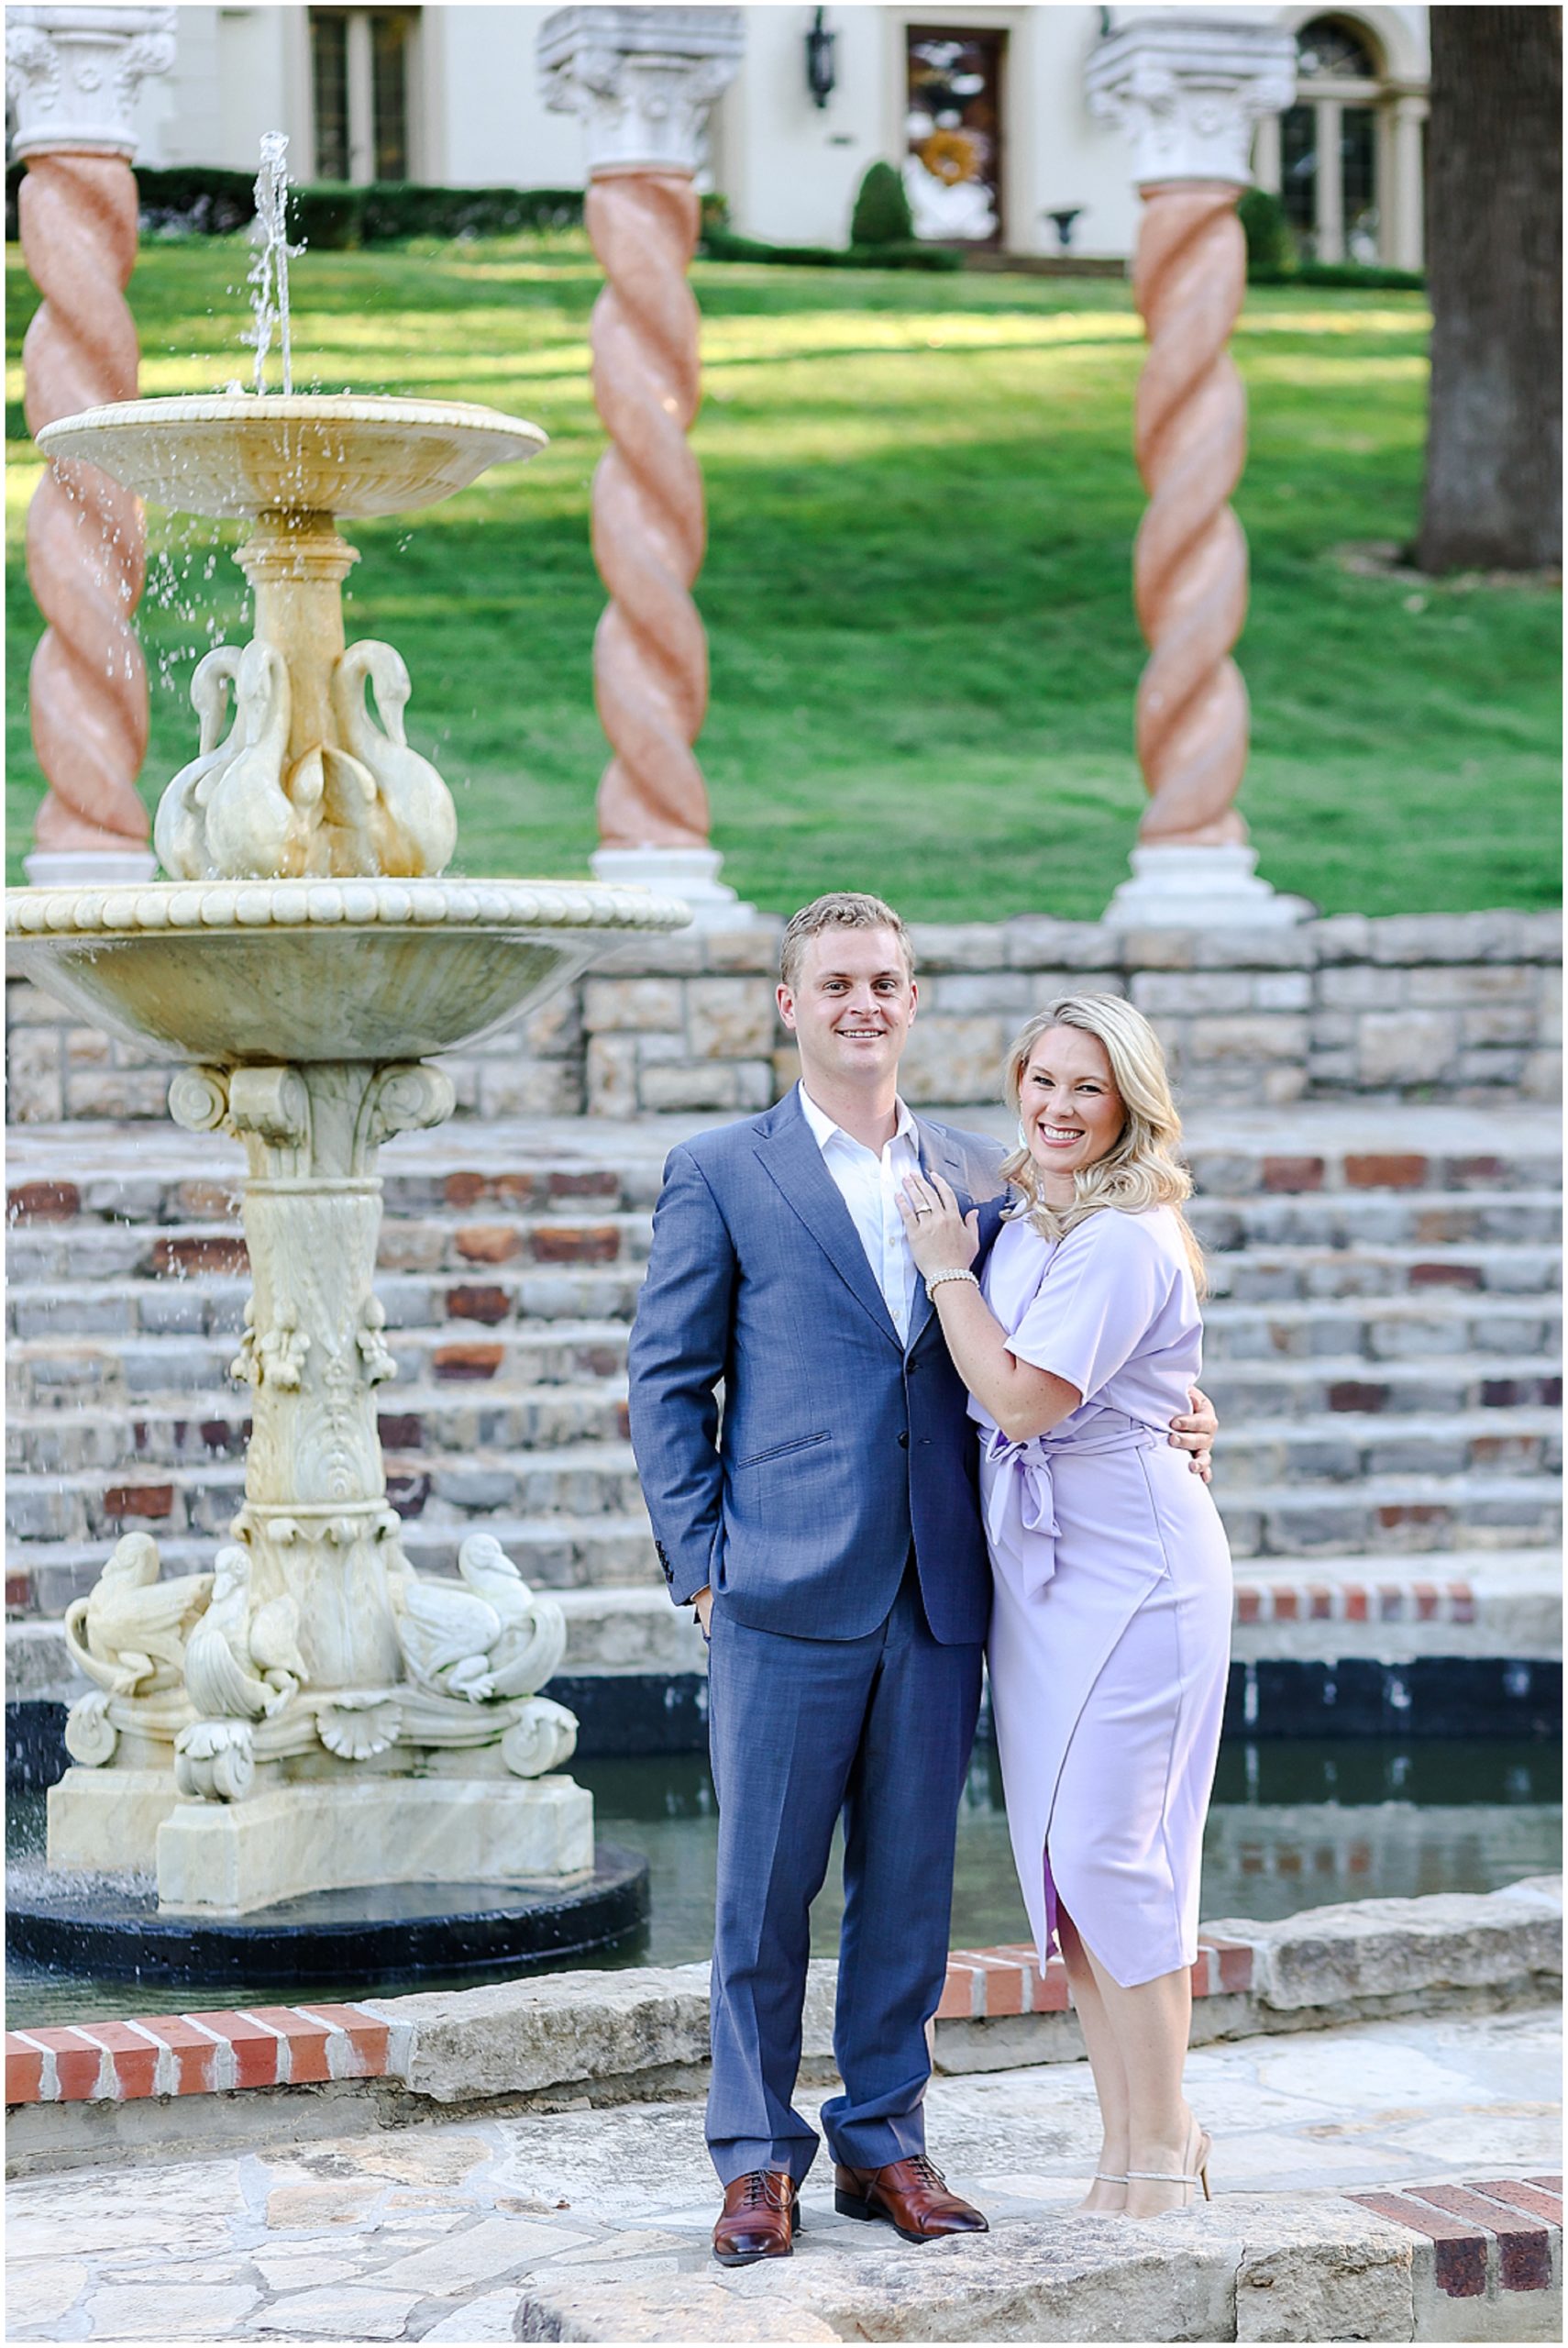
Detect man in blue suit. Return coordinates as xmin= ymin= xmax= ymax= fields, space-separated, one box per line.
xmin=627 ymin=892 xmax=1215 ymax=2265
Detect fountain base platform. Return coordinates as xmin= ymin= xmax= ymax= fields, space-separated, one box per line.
xmin=47 ymin=1767 xmax=597 ymax=1916
xmin=6 ymin=1841 xmax=650 ymax=1989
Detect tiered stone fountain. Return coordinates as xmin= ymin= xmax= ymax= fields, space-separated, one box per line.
xmin=6 ymin=355 xmax=688 ymax=1971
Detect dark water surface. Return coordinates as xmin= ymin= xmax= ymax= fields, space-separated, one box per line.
xmin=6 ymin=1739 xmax=1560 ymax=2029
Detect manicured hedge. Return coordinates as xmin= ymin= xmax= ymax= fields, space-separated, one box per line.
xmin=5 ymin=161 xmax=582 ymax=248
xmin=701 ymin=224 xmax=963 ymax=272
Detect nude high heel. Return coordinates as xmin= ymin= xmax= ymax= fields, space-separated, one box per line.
xmin=1126 ymin=2123 xmax=1211 ymax=2210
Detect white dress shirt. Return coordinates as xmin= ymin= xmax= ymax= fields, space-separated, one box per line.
xmin=799 ymin=1083 xmax=922 ymax=1345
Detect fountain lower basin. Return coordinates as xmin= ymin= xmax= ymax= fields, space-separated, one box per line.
xmin=6 ymin=877 xmax=683 ymax=1062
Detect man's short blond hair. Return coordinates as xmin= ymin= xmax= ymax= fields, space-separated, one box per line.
xmin=778 ymin=892 xmax=915 ymax=991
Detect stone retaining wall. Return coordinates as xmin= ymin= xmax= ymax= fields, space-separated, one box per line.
xmin=6 ymin=1879 xmax=1558 ymax=2176
xmin=7 ymin=909 xmax=1560 ymax=1122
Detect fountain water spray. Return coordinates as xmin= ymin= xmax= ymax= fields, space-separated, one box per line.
xmin=248 ymin=131 xmax=295 ymax=395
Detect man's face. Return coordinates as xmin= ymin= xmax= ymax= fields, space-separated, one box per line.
xmin=778 ymin=925 xmax=917 ymax=1091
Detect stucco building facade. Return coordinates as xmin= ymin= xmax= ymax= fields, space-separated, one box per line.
xmin=115 ymin=3 xmax=1429 ymax=268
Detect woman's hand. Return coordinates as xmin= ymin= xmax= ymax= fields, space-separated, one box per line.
xmin=897 ymin=1169 xmax=979 ymax=1279
xmin=1170 ymin=1384 xmax=1218 ymax=1480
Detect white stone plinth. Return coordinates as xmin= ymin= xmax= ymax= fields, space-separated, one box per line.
xmin=1103 ymin=843 xmax=1312 ymax=929
xmin=590 ymin=845 xmax=754 ymax=928
xmin=152 ymin=1775 xmax=594 ymax=1916
xmin=1086 ymin=17 xmax=1296 ymax=189
xmin=539 ymin=6 xmax=744 ymax=177
xmin=47 ymin=1764 xmax=178 ymax=1869
xmin=23 ymin=847 xmax=157 ymax=888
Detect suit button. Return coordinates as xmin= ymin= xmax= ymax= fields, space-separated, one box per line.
xmin=897 ymin=1431 xmax=909 ymax=1448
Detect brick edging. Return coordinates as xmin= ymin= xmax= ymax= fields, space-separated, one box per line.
xmin=6 ymin=2002 xmax=390 ymax=2105
xmin=1349 ymin=2176 xmax=1562 ymax=2298
xmin=8 ymin=1935 xmax=1221 ymax=2104
xmin=937 ymin=1932 xmax=1253 ymax=2021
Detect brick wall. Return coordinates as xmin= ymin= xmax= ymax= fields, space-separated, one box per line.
xmin=6 ymin=908 xmax=1559 ymax=1124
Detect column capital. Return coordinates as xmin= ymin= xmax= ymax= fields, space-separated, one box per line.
xmin=1087 ymin=16 xmax=1295 ymax=189
xmin=6 ymin=5 xmax=175 ymax=161
xmin=538 ymin=5 xmax=743 ymax=177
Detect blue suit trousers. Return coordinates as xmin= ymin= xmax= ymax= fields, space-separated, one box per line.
xmin=704 ymin=1563 xmax=984 ymax=2185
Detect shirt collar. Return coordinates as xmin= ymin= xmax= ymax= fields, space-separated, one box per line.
xmin=798 ymin=1082 xmax=918 ymax=1157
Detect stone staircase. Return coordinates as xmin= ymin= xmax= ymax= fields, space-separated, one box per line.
xmin=6 ymin=1107 xmax=1561 ymax=1695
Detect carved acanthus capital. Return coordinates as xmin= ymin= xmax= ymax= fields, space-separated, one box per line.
xmin=539 ymin=5 xmax=743 ymax=176
xmin=1086 ymin=17 xmax=1295 ymax=188
xmin=6 ymin=6 xmax=176 ymax=161
xmin=353 ymin=1062 xmax=456 ymax=1167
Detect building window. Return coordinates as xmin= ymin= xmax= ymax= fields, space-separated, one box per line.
xmin=1281 ymin=15 xmax=1384 ymax=263
xmin=903 ymin=28 xmax=1005 ymax=247
xmin=309 ymin=8 xmax=415 ymax=184
xmin=311 ymin=10 xmax=349 ymax=182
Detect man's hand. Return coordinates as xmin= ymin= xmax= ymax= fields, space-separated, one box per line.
xmin=692 ymin=1585 xmax=714 ymax=1639
xmin=1169 ymin=1384 xmax=1218 ymax=1481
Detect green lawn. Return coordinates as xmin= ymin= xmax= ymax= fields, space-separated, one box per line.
xmin=6 ymin=231 xmax=1560 ymax=917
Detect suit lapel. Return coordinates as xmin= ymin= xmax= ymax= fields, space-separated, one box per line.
xmin=905 ymin=1115 xmax=976 ymax=1355
xmin=753 ymin=1091 xmax=903 ymax=1349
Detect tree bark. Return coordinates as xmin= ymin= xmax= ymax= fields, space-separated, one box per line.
xmin=1417 ymin=6 xmax=1562 ymax=571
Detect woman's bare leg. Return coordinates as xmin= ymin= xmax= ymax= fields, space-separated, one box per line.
xmin=1076 ymin=1936 xmax=1200 ymax=2217
xmin=1055 ymin=1903 xmax=1130 ymax=2212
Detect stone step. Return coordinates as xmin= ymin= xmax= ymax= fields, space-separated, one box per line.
xmin=4 ymin=1210 xmax=657 ymax=1289
xmin=1219 ymin=1410 xmax=1560 ymax=1488
xmin=6 ymin=1434 xmax=1558 ymax=1561
xmin=6 ymin=1379 xmax=1557 ymax=1493
xmin=1205 ymin=1243 xmax=1559 ymax=1302
xmin=6 ymin=1322 xmax=635 ymax=1410
xmin=9 ymin=1550 xmax=1558 ymax=1682
xmin=1219 ymin=1475 xmax=1560 ymax=1560
xmin=8 ymin=1513 xmax=663 ymax=1618
xmin=4 ymin=1382 xmax=634 ymax=1475
xmin=11 ymin=1213 xmax=1560 ymax=1312
xmin=9 ymin=1268 xmax=1561 ymax=1360
xmin=9 ymin=1117 xmax=1562 ymax=1216
xmin=1199 ymin=1293 xmax=1560 ymax=1363
xmin=1198 ymin=1353 xmax=1562 ymax=1419
xmin=1189 ymin=1189 xmax=1562 ymax=1247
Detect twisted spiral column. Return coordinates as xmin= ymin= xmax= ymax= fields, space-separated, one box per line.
xmin=1131 ymin=183 xmax=1251 ymax=849
xmin=586 ymin=170 xmax=711 ymax=851
xmin=21 ymin=151 xmax=150 ymax=859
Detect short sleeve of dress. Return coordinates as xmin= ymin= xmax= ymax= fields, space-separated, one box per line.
xmin=1007 ymin=1212 xmax=1173 ymax=1403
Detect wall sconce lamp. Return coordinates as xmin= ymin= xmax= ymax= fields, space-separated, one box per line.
xmin=806 ymin=7 xmax=837 ymax=109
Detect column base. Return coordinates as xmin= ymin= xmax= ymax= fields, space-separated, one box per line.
xmin=24 ymin=847 xmax=158 ymax=888
xmin=590 ymin=845 xmax=756 ymax=929
xmin=1102 ymin=843 xmax=1313 ymax=929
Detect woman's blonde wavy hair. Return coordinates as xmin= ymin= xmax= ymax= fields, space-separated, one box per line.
xmin=1000 ymin=994 xmax=1206 ymax=1294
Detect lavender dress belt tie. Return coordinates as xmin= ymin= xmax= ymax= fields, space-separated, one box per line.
xmin=982 ymin=1414 xmax=1164 ymax=1600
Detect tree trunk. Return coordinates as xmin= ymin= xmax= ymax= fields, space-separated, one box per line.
xmin=1417 ymin=6 xmax=1562 ymax=571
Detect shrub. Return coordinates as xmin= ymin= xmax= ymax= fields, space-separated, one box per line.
xmin=700 ymin=224 xmax=961 ymax=272
xmin=5 ymin=160 xmax=584 ymax=249
xmin=1238 ymin=187 xmax=1295 ymax=275
xmin=850 ymin=160 xmax=914 ymax=247
xmin=1250 ymin=260 xmax=1426 ymax=290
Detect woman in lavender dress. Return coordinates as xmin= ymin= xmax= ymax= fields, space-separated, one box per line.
xmin=899 ymin=996 xmax=1231 ymax=2220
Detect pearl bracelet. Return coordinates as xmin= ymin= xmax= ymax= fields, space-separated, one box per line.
xmin=926 ymin=1268 xmax=980 ymax=1293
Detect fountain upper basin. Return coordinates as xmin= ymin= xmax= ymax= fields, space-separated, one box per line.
xmin=34 ymin=394 xmax=547 ymax=518
xmin=6 ymin=878 xmax=689 ymax=1062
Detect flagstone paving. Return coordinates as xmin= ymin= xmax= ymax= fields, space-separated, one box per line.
xmin=6 ymin=2005 xmax=1559 ymax=2341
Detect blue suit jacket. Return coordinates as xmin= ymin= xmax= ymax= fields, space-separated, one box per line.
xmin=626 ymin=1086 xmax=1009 ymax=1645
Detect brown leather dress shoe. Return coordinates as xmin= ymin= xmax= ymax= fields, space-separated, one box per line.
xmin=712 ymin=2166 xmax=802 ymax=2265
xmin=834 ymin=2154 xmax=988 ymax=2243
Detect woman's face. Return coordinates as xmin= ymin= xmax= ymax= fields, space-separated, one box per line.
xmin=1018 ymin=1025 xmax=1125 ymax=1187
